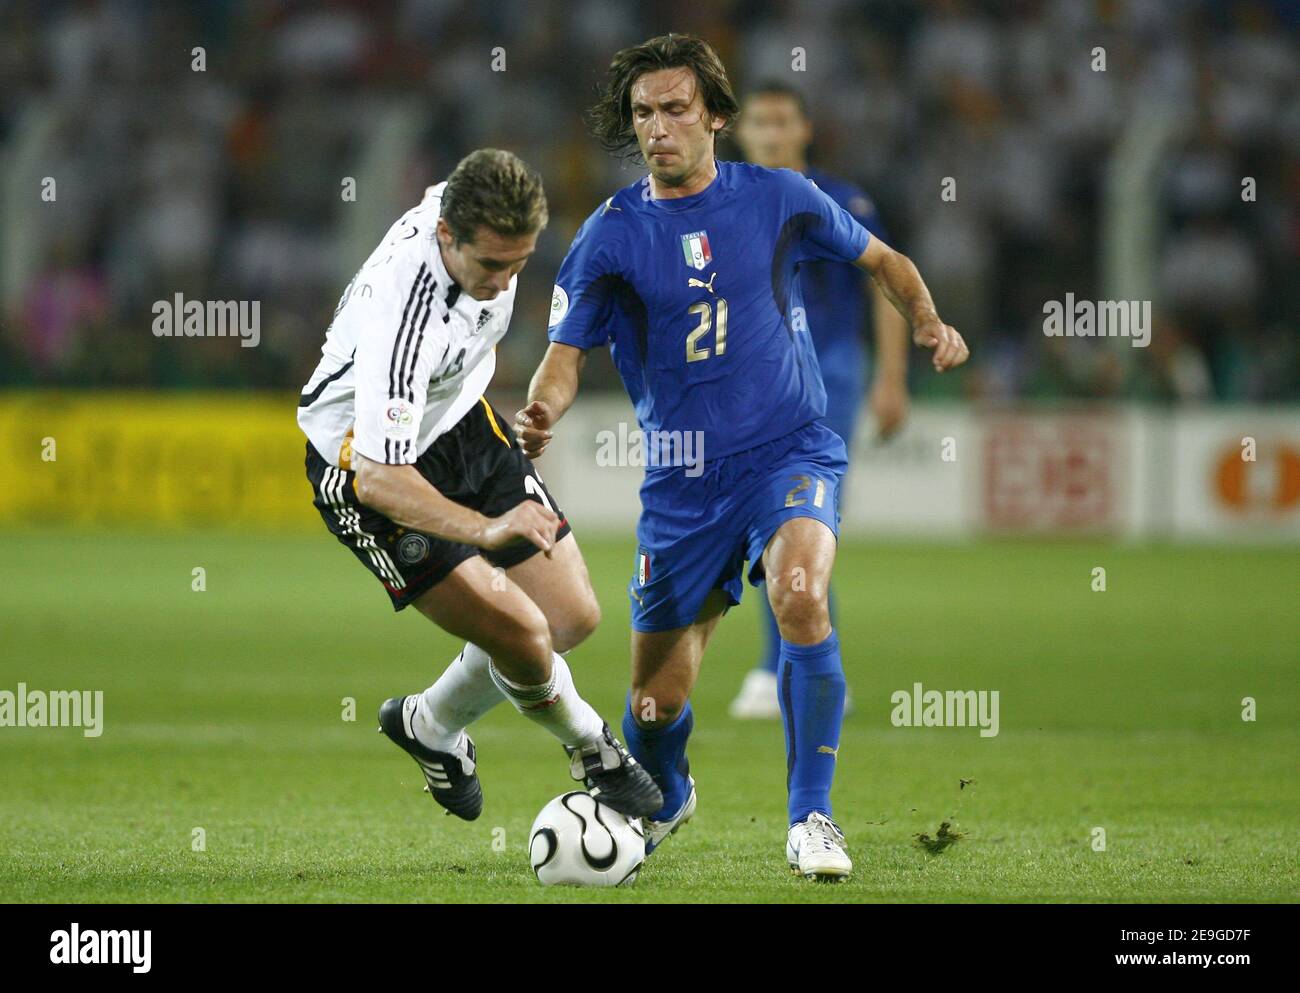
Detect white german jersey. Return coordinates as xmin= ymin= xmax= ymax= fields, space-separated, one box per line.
xmin=297 ymin=183 xmax=516 ymax=467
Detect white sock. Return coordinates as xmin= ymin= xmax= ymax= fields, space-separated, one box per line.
xmin=412 ymin=643 xmax=504 ymax=751
xmin=488 ymin=653 xmax=604 ymax=749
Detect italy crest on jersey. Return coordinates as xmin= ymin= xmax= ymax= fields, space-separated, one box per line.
xmin=681 ymin=230 xmax=712 ymax=271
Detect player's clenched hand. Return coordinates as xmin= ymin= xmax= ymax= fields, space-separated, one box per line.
xmin=479 ymin=501 xmax=560 ymax=557
xmin=513 ymin=400 xmax=554 ymax=460
xmin=913 ymin=320 xmax=969 ymax=373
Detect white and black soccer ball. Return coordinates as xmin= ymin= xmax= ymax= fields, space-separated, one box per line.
xmin=528 ymin=791 xmax=645 ymax=887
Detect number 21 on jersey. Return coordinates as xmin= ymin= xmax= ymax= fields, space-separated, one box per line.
xmin=686 ymin=298 xmax=728 ymax=363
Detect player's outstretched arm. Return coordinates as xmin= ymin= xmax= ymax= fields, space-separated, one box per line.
xmin=353 ymin=453 xmax=559 ymax=555
xmin=856 ymin=238 xmax=969 ymax=373
xmin=514 ymin=342 xmax=587 ymax=460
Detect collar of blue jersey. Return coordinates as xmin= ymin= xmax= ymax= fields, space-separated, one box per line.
xmin=645 ymin=159 xmax=730 ymax=212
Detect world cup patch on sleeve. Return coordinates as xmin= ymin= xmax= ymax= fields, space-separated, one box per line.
xmin=548 ymin=285 xmax=569 ymax=327
xmin=382 ymin=397 xmax=417 ymax=438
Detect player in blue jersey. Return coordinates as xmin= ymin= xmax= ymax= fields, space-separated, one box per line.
xmin=728 ymin=82 xmax=912 ymax=720
xmin=515 ymin=35 xmax=967 ymax=879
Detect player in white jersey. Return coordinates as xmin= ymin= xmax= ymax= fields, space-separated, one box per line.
xmin=298 ymin=149 xmax=662 ymax=821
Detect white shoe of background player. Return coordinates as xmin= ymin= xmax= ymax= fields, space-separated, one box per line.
xmin=729 ymin=669 xmax=855 ymax=720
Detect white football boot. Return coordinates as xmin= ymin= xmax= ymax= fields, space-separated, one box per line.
xmin=786 ymin=811 xmax=853 ymax=880
xmin=642 ymin=777 xmax=697 ymax=855
xmin=729 ymin=669 xmax=855 ymax=720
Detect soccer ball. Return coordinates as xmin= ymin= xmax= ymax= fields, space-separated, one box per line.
xmin=528 ymin=791 xmax=645 ymax=887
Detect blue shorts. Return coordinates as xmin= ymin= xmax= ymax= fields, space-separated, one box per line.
xmin=629 ymin=420 xmax=848 ymax=633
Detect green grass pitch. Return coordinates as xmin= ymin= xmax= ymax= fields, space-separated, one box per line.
xmin=1 ymin=531 xmax=1296 ymax=903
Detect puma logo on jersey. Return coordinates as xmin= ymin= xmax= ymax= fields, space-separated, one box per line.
xmin=687 ymin=272 xmax=718 ymax=294
xmin=817 ymin=745 xmax=839 ymax=758
xmin=601 ymin=197 xmax=622 ymax=215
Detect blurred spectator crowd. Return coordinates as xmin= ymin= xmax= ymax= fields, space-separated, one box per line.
xmin=0 ymin=0 xmax=1296 ymax=402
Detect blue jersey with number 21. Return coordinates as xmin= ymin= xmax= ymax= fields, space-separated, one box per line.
xmin=547 ymin=160 xmax=871 ymax=460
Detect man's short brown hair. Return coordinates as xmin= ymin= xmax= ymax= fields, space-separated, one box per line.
xmin=440 ymin=149 xmax=548 ymax=244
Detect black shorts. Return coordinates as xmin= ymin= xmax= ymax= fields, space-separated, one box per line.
xmin=306 ymin=397 xmax=571 ymax=610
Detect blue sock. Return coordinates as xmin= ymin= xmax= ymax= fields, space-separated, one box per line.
xmin=622 ymin=698 xmax=693 ymax=820
xmin=760 ymin=586 xmax=838 ymax=675
xmin=778 ymin=630 xmax=846 ymax=825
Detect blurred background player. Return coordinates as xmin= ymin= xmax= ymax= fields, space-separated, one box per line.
xmin=729 ymin=82 xmax=912 ymax=719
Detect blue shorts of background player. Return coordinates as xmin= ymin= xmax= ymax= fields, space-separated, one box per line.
xmin=629 ymin=420 xmax=848 ymax=634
